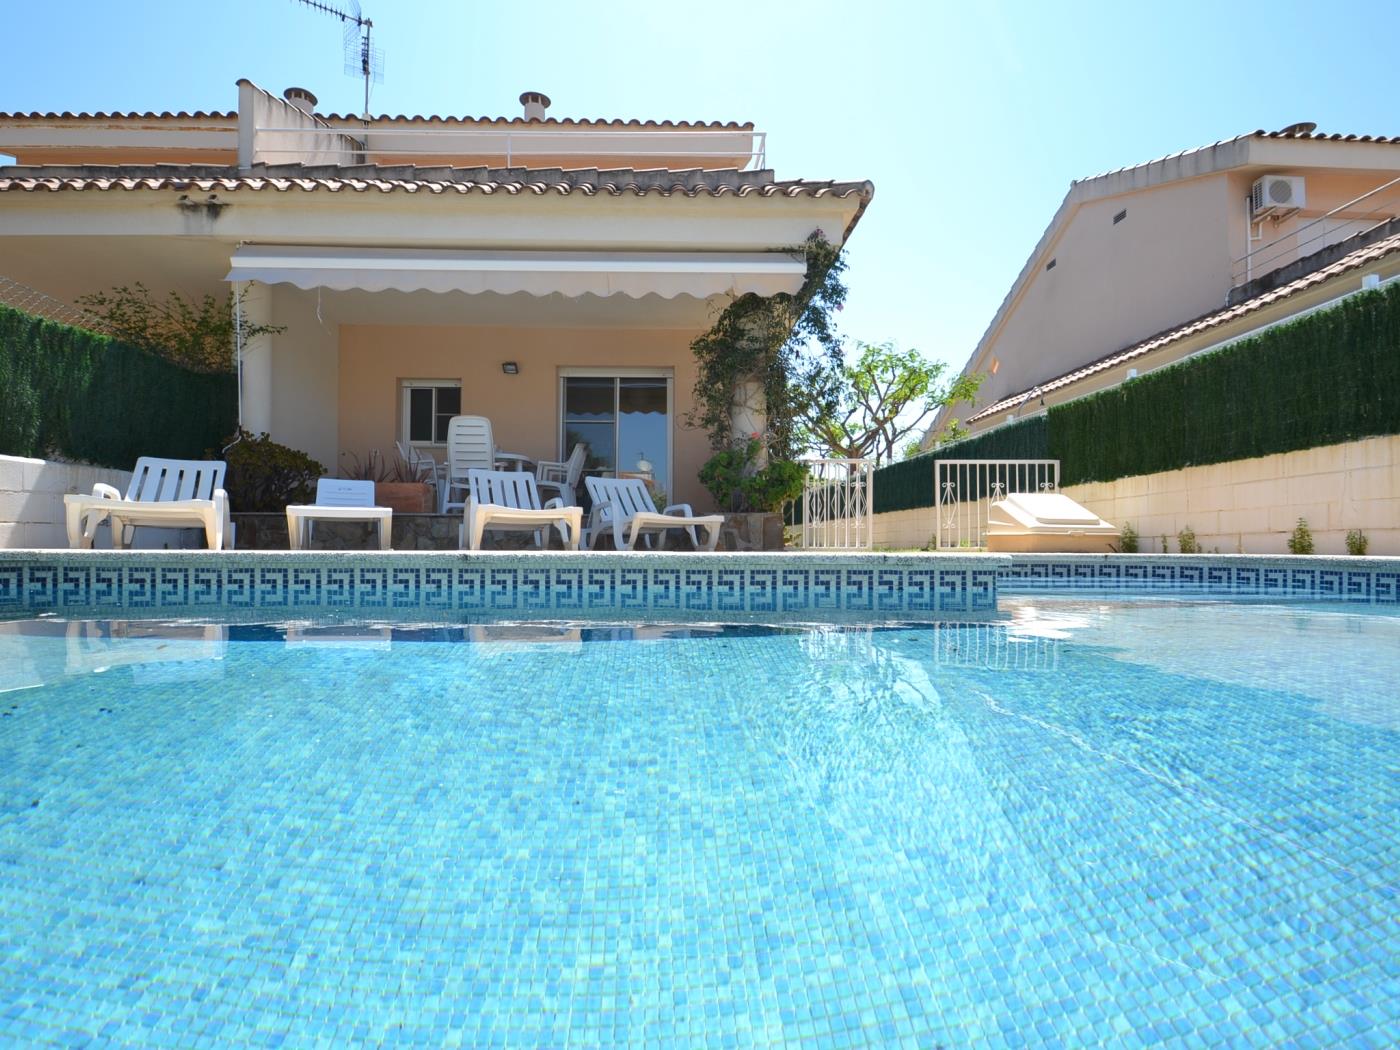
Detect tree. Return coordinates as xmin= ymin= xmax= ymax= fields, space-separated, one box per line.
xmin=797 ymin=341 xmax=982 ymax=465
xmin=76 ymin=283 xmax=282 ymax=374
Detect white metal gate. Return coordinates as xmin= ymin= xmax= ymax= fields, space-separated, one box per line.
xmin=933 ymin=459 xmax=1059 ymax=550
xmin=800 ymin=458 xmax=874 ymax=549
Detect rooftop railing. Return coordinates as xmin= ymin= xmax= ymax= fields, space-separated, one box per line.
xmin=1231 ymin=175 xmax=1400 ymax=286
xmin=250 ymin=123 xmax=768 ymax=170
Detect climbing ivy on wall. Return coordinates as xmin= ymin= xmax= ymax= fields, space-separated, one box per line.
xmin=689 ymin=233 xmax=847 ymax=460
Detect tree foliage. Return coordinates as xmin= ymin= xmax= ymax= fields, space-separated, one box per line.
xmin=76 ymin=283 xmax=283 ymax=374
xmin=797 ymin=341 xmax=982 ymax=465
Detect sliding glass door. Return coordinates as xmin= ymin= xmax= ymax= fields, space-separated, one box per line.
xmin=561 ymin=372 xmax=672 ymax=506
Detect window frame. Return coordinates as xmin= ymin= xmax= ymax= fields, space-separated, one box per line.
xmin=399 ymin=378 xmax=462 ymax=448
xmin=557 ymin=368 xmax=674 ymax=498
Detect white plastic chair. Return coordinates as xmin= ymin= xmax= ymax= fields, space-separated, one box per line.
xmin=286 ymin=478 xmax=392 ymax=550
xmin=534 ymin=443 xmax=588 ymax=506
xmin=63 ymin=457 xmax=233 ymax=550
xmin=396 ymin=440 xmax=443 ymax=507
xmin=462 ymin=469 xmax=582 ymax=550
xmin=440 ymin=416 xmax=496 ymax=514
xmin=582 ymin=476 xmax=724 ymax=551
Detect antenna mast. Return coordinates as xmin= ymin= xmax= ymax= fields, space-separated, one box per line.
xmin=293 ymin=0 xmax=384 ymax=118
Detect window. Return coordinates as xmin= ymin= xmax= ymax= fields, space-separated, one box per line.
xmin=401 ymin=380 xmax=461 ymax=445
xmin=560 ymin=370 xmax=672 ymax=504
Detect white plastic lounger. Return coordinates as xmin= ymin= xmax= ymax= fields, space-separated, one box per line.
xmin=985 ymin=492 xmax=1118 ymax=553
xmin=285 ymin=479 xmax=393 ymax=550
xmin=583 ymin=476 xmax=724 ymax=551
xmin=462 ymin=469 xmax=582 ymax=551
xmin=64 ymin=457 xmax=233 ymax=550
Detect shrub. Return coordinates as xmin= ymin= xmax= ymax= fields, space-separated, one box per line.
xmin=741 ymin=459 xmax=807 ymax=513
xmin=1287 ymin=518 xmax=1315 ymax=555
xmin=1345 ymin=529 xmax=1369 ymax=556
xmin=1160 ymin=535 xmax=1168 ymax=554
xmin=1118 ymin=522 xmax=1139 ymax=553
xmin=700 ymin=439 xmax=806 ymax=513
xmin=1177 ymin=526 xmax=1201 ymax=554
xmin=215 ymin=430 xmax=324 ymax=512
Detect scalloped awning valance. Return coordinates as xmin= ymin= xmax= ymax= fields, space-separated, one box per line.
xmin=224 ymin=245 xmax=806 ymax=299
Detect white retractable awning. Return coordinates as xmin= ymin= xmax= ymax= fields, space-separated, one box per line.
xmin=224 ymin=245 xmax=806 ymax=299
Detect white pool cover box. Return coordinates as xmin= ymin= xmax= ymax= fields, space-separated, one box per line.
xmin=985 ymin=492 xmax=1119 ymax=553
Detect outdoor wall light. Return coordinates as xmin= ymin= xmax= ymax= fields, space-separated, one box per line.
xmin=501 ymin=362 xmax=519 ymax=375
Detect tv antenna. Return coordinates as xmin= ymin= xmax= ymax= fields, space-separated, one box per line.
xmin=293 ymin=0 xmax=384 ymax=118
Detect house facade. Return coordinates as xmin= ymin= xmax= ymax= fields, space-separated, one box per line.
xmin=923 ymin=125 xmax=1400 ymax=443
xmin=0 ymin=80 xmax=872 ymax=510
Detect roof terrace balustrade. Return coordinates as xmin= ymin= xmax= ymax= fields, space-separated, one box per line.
xmin=248 ymin=122 xmax=768 ymax=172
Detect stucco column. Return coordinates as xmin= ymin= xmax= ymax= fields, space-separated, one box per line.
xmin=235 ymin=281 xmax=273 ymax=436
xmin=730 ymin=378 xmax=768 ymax=467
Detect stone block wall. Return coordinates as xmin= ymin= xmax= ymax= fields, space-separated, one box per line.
xmin=866 ymin=434 xmax=1400 ymax=555
xmin=0 ymin=455 xmax=133 ymax=549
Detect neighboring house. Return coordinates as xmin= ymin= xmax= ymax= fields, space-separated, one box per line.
xmin=923 ymin=124 xmax=1400 ymax=444
xmin=0 ymin=80 xmax=873 ymax=509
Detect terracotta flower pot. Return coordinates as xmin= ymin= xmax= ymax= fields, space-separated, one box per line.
xmin=374 ymin=481 xmax=435 ymax=514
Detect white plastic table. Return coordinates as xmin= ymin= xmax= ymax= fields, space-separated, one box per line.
xmin=285 ymin=505 xmax=394 ymax=550
xmin=494 ymin=452 xmax=535 ymax=472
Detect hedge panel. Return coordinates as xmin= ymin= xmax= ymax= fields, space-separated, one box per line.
xmin=1050 ymin=282 xmax=1400 ymax=485
xmin=0 ymin=304 xmax=236 ymax=468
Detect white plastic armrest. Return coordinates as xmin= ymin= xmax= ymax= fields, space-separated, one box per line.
xmin=93 ymin=483 xmax=122 ymax=500
xmin=543 ymin=497 xmax=565 ymax=510
xmin=588 ymin=500 xmax=617 ymax=528
xmin=662 ymin=503 xmax=694 ymax=517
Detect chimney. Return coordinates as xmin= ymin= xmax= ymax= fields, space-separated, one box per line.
xmin=283 ymin=87 xmax=318 ymax=116
xmin=519 ymin=91 xmax=551 ymax=121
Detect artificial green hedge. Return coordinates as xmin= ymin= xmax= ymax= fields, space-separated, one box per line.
xmin=0 ymin=304 xmax=236 ymax=468
xmin=1052 ymin=281 xmax=1400 ymax=484
xmin=873 ymin=282 xmax=1400 ymax=507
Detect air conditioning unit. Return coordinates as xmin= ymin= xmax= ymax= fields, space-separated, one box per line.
xmin=1250 ymin=175 xmax=1306 ymax=219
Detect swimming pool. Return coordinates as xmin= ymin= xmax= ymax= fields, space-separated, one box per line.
xmin=1 ymin=590 xmax=1396 ymax=1047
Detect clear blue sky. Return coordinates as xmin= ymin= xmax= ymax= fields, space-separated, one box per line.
xmin=4 ymin=0 xmax=1399 ymax=374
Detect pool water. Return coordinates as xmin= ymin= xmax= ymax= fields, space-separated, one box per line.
xmin=0 ymin=599 xmax=1396 ymax=1047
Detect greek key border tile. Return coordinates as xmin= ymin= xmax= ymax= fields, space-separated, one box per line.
xmin=1000 ymin=557 xmax=1400 ymax=604
xmin=0 ymin=557 xmax=997 ymax=619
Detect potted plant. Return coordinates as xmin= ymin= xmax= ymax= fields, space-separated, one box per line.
xmin=341 ymin=450 xmax=436 ymax=514
xmin=698 ymin=438 xmax=806 ymax=550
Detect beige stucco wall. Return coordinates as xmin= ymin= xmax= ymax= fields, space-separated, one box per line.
xmin=870 ymin=435 xmax=1400 ymax=555
xmin=268 ymin=286 xmax=341 ymax=470
xmin=973 ymin=173 xmax=1236 ymax=410
xmin=337 ymin=324 xmax=715 ymax=509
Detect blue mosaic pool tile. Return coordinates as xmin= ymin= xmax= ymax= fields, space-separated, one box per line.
xmin=0 ymin=552 xmax=1001 ymax=621
xmin=1000 ymin=554 xmax=1400 ymax=604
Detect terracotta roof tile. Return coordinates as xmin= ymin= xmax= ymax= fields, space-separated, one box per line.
xmin=319 ymin=113 xmax=754 ymax=130
xmin=965 ymin=231 xmax=1400 ymax=424
xmin=0 ymin=109 xmax=748 ymax=129
xmin=0 ymin=162 xmax=874 ymax=205
xmin=0 ymin=110 xmax=234 ymax=121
